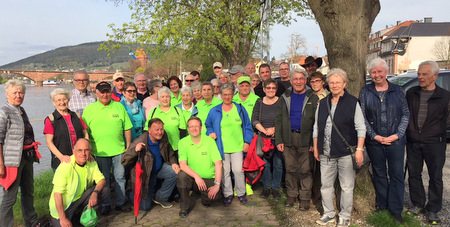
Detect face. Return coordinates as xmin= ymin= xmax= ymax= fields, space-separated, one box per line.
xmin=304 ymin=62 xmax=318 ymax=75
xmin=251 ymin=77 xmax=260 ymax=88
xmin=181 ymin=91 xmax=192 ymax=105
xmin=135 ymin=74 xmax=147 ymax=90
xmin=221 ymin=89 xmax=234 ymax=105
xmin=309 ymin=77 xmax=325 ymax=93
xmin=369 ymin=65 xmax=388 ymax=85
xmin=96 ymin=89 xmax=112 ymax=106
xmin=328 ymin=74 xmax=347 ymax=96
xmin=187 ymin=119 xmax=202 ymax=137
xmin=214 ymin=67 xmax=223 ymax=76
xmin=259 ymin=66 xmax=271 ymax=81
xmin=212 ymin=82 xmax=220 ymax=94
xmin=73 ymin=139 xmax=92 ymax=165
xmin=124 ymin=85 xmax=137 ymax=102
xmin=201 ymin=85 xmax=213 ymax=100
xmin=148 ymin=122 xmax=164 ymax=142
xmin=6 ymin=86 xmax=25 ymax=106
xmin=113 ymin=78 xmax=125 ymax=91
xmin=193 ymin=88 xmax=202 ymax=100
xmin=52 ymin=94 xmax=69 ymax=112
xmin=169 ymin=80 xmax=180 ymax=93
xmin=153 ymin=83 xmax=163 ymax=95
xmin=231 ymin=73 xmax=243 ymax=85
xmin=185 ymin=75 xmax=195 ymax=87
xmin=73 ymin=73 xmax=89 ymax=92
xmin=238 ymin=82 xmax=251 ymax=96
xmin=417 ymin=64 xmax=438 ymax=90
xmin=159 ymin=91 xmax=171 ymax=107
xmin=263 ymin=83 xmax=277 ymax=98
xmin=246 ymin=64 xmax=256 ymax=75
xmin=194 ymin=74 xmax=200 ymax=81
xmin=290 ymin=72 xmax=307 ymax=94
xmin=279 ymin=64 xmax=290 ymax=79
xmin=219 ymin=74 xmax=229 ymax=84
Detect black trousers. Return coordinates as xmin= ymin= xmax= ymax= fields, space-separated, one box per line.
xmin=177 ymin=171 xmax=222 ymax=211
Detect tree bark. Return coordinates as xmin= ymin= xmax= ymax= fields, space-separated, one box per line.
xmin=308 ymin=0 xmax=380 ymax=96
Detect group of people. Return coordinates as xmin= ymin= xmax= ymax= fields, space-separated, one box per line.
xmin=0 ymin=57 xmax=448 ymax=227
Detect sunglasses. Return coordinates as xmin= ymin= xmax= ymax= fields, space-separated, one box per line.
xmin=185 ymin=80 xmax=194 ymax=82
xmin=126 ymin=90 xmax=137 ymax=93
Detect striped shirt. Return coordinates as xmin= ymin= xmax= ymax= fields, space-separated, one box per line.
xmin=418 ymin=89 xmax=433 ymax=129
xmin=68 ymin=89 xmax=96 ymax=116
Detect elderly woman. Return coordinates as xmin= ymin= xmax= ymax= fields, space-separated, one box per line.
xmin=145 ymin=87 xmax=187 ymax=151
xmin=218 ymin=71 xmax=231 ymax=84
xmin=167 ymin=76 xmax=183 ymax=106
xmin=143 ymin=79 xmax=162 ymax=119
xmin=250 ymin=73 xmax=260 ymax=90
xmin=252 ymin=78 xmax=282 ymax=199
xmin=175 ymin=86 xmax=198 ymax=125
xmin=205 ymin=83 xmax=253 ymax=206
xmin=313 ymin=68 xmax=366 ymax=227
xmin=44 ymin=88 xmax=88 ymax=171
xmin=211 ymin=78 xmax=222 ymax=100
xmin=120 ymin=82 xmax=146 ymax=141
xmin=0 ymin=80 xmax=38 ymax=227
xmin=359 ymin=58 xmax=409 ymax=223
xmin=191 ymin=81 xmax=203 ymax=105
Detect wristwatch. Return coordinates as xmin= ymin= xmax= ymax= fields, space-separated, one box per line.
xmin=93 ymin=190 xmax=100 ymax=195
xmin=214 ymin=180 xmax=220 ymax=186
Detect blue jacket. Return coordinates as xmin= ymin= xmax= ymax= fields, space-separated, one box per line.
xmin=120 ymin=97 xmax=146 ymax=141
xmin=175 ymin=103 xmax=199 ymax=117
xmin=359 ymin=82 xmax=409 ymax=146
xmin=205 ymin=102 xmax=254 ymax=159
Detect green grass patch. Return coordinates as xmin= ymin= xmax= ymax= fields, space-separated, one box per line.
xmin=366 ymin=210 xmax=425 ymax=227
xmin=13 ymin=170 xmax=54 ymax=225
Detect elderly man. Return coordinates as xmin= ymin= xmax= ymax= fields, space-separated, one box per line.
xmin=177 ymin=117 xmax=223 ymax=218
xmin=233 ymin=76 xmax=259 ymax=119
xmin=206 ymin=62 xmax=223 ymax=81
xmin=229 ymin=65 xmax=245 ymax=87
xmin=275 ymin=68 xmax=319 ymax=210
xmin=82 ymin=81 xmax=133 ymax=215
xmin=185 ymin=74 xmax=196 ymax=87
xmin=278 ymin=62 xmax=291 ymax=89
xmin=254 ymin=64 xmax=286 ymax=98
xmin=68 ymin=71 xmax=96 ymax=115
xmin=301 ymin=56 xmax=323 ymax=76
xmin=245 ymin=63 xmax=256 ymax=75
xmin=135 ymin=73 xmax=150 ymax=102
xmin=111 ymin=72 xmax=125 ymax=102
xmin=49 ymin=138 xmax=109 ymax=227
xmin=406 ymin=61 xmax=450 ymax=225
xmin=123 ymin=118 xmax=179 ymax=210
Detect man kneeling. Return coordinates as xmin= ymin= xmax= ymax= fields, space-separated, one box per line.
xmin=49 ymin=138 xmax=110 ymax=227
xmin=177 ymin=117 xmax=223 ymax=218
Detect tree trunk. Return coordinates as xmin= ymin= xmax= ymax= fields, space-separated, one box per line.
xmin=308 ymin=0 xmax=380 ymax=96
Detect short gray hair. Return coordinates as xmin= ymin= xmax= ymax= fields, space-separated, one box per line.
xmin=158 ymin=86 xmax=172 ymax=99
xmin=211 ymin=78 xmax=221 ymax=86
xmin=368 ymin=58 xmax=388 ymax=73
xmin=4 ymin=79 xmax=26 ymax=93
xmin=148 ymin=79 xmax=162 ymax=94
xmin=191 ymin=81 xmax=202 ymax=90
xmin=134 ymin=72 xmax=148 ymax=81
xmin=327 ymin=68 xmax=348 ymax=83
xmin=419 ymin=60 xmax=439 ymax=75
xmin=73 ymin=70 xmax=89 ymax=80
xmin=289 ymin=68 xmax=308 ymax=79
xmin=180 ymin=86 xmax=193 ymax=97
xmin=50 ymin=88 xmax=70 ymax=101
xmin=220 ymin=82 xmax=235 ymax=94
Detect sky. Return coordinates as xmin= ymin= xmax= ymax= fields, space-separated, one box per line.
xmin=1 ymin=0 xmax=450 ymax=66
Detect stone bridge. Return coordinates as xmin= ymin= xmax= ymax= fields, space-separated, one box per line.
xmin=0 ymin=70 xmax=133 ymax=86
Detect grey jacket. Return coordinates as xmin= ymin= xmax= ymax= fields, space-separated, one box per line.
xmin=0 ymin=103 xmax=25 ymax=167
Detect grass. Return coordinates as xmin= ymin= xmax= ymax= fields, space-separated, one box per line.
xmin=367 ymin=210 xmax=425 ymax=227
xmin=13 ymin=170 xmax=54 ymax=226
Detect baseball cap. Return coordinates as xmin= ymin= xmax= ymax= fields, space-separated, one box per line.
xmin=113 ymin=72 xmax=124 ymax=81
xmin=237 ymin=76 xmax=251 ymax=84
xmin=228 ymin=65 xmax=245 ymax=75
xmin=213 ymin=62 xmax=223 ymax=69
xmin=96 ymin=81 xmax=111 ymax=91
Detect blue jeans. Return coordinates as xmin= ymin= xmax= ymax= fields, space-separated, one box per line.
xmin=96 ymin=154 xmax=127 ymax=207
xmin=129 ymin=162 xmax=177 ymax=211
xmin=367 ymin=143 xmax=405 ymax=214
xmin=262 ymin=147 xmax=283 ymax=189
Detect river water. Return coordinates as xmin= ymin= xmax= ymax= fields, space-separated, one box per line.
xmin=0 ymin=84 xmax=75 ymax=176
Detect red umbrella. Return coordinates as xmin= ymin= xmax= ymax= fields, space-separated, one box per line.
xmin=134 ymin=151 xmax=144 ymax=224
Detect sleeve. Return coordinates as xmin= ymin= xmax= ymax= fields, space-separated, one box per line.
xmin=52 ymin=164 xmax=70 ymax=194
xmin=251 ymin=98 xmax=262 ymax=127
xmin=0 ymin=109 xmax=8 ymax=144
xmin=91 ymin=162 xmax=105 ymax=184
xmin=177 ymin=107 xmax=187 ymax=130
xmin=358 ymin=87 xmax=377 ymax=139
xmin=43 ymin=118 xmax=55 ymax=135
xmin=122 ymin=105 xmax=133 ymax=131
xmin=205 ymin=109 xmax=215 ymax=136
xmin=395 ymin=90 xmax=410 ymax=139
xmin=208 ymin=137 xmax=222 ymax=162
xmin=80 ymin=118 xmax=88 ymax=130
xmin=239 ymin=104 xmax=254 ymax=144
xmin=274 ymin=97 xmax=285 ymax=145
xmin=121 ymin=135 xmax=141 ymax=166
xmin=354 ymin=102 xmax=367 ymax=138
xmin=178 ymin=139 xmax=187 ymax=162
xmin=313 ymin=103 xmax=320 ymax=138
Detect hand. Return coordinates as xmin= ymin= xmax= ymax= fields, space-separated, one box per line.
xmin=60 ymin=155 xmax=71 ymax=163
xmin=0 ymin=165 xmax=5 ymax=178
xmin=309 ymin=146 xmax=314 ymax=152
xmin=59 ymin=216 xmax=72 ymax=227
xmin=88 ymin=192 xmax=98 ymax=209
xmin=355 ymin=150 xmax=364 ymax=167
xmin=208 ymin=133 xmax=217 ymax=140
xmin=277 ymin=143 xmax=284 ymax=152
xmin=195 ymin=176 xmax=207 ymax=191
xmin=88 ymin=154 xmax=95 ymax=162
xmin=243 ymin=143 xmax=250 ymax=153
xmin=384 ymin=134 xmax=399 ymax=143
xmin=207 ymin=184 xmax=220 ymax=200
xmin=172 ymin=164 xmax=180 ymax=174
xmin=314 ymin=148 xmax=320 ymax=162
xmin=265 ymin=127 xmax=275 ymax=137
xmin=135 ymin=142 xmax=145 ymax=152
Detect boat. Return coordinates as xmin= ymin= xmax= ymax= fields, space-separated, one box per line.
xmin=43 ymin=80 xmax=59 ymax=86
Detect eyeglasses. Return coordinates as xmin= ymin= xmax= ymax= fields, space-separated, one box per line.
xmin=185 ymin=80 xmax=194 ymax=82
xmin=280 ymin=68 xmax=289 ymax=71
xmin=125 ymin=90 xmax=137 ymax=93
xmin=74 ymin=79 xmax=89 ymax=83
xmin=310 ymin=79 xmax=323 ymax=84
xmin=264 ymin=86 xmax=277 ymax=90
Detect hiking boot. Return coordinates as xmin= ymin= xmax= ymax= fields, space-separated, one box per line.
xmin=238 ymin=195 xmax=248 ymax=204
xmin=153 ymin=198 xmax=174 ymax=208
xmin=428 ymin=212 xmax=441 ymax=225
xmin=392 ymin=213 xmax=403 ymax=224
xmin=272 ymin=189 xmax=281 ymax=200
xmin=285 ymin=196 xmax=296 ymax=207
xmin=336 ymin=218 xmax=350 ymax=227
xmin=299 ymin=200 xmax=310 ymax=211
xmin=224 ymin=195 xmax=233 ymax=206
xmin=406 ymin=206 xmax=423 ymax=216
xmin=315 ymin=214 xmax=335 ymax=225
xmin=260 ymin=188 xmax=270 ymax=199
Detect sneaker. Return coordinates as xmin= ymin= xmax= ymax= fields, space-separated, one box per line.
xmin=153 ymin=198 xmax=174 ymax=208
xmin=392 ymin=213 xmax=403 ymax=224
xmin=336 ymin=218 xmax=350 ymax=227
xmin=260 ymin=188 xmax=271 ymax=199
xmin=428 ymin=212 xmax=441 ymax=225
xmin=406 ymin=206 xmax=423 ymax=216
xmin=316 ymin=214 xmax=335 ymax=225
xmin=272 ymin=189 xmax=281 ymax=200
xmin=285 ymin=196 xmax=296 ymax=207
xmin=224 ymin=195 xmax=233 ymax=206
xmin=238 ymin=195 xmax=248 ymax=204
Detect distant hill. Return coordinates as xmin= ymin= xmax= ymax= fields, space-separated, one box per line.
xmin=0 ymin=42 xmax=146 ymax=71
